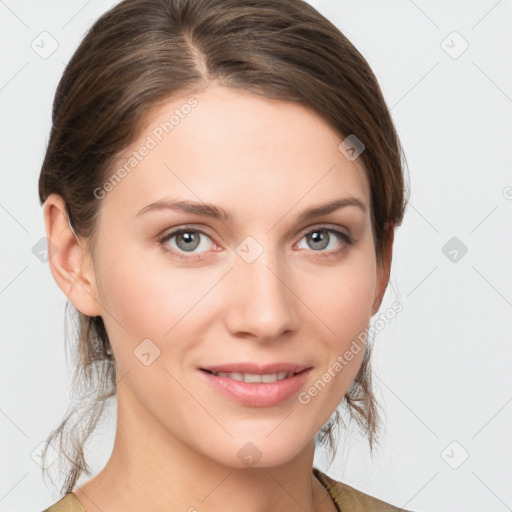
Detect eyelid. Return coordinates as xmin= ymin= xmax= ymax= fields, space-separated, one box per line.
xmin=158 ymin=222 xmax=352 ymax=244
xmin=157 ymin=224 xmax=215 ymax=242
xmin=296 ymin=222 xmax=352 ymax=240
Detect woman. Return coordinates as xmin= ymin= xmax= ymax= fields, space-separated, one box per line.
xmin=39 ymin=0 xmax=411 ymax=510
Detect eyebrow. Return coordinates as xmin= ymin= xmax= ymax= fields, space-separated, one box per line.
xmin=136 ymin=197 xmax=367 ymax=222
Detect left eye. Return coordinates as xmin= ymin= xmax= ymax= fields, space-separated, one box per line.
xmin=296 ymin=228 xmax=351 ymax=252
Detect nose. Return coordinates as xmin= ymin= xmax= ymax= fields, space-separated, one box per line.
xmin=224 ymin=247 xmax=300 ymax=343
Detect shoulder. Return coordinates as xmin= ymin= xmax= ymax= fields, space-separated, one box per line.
xmin=313 ymin=467 xmax=417 ymax=512
xmin=41 ymin=493 xmax=86 ymax=512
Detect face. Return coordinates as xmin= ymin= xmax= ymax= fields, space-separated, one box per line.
xmin=86 ymin=85 xmax=386 ymax=468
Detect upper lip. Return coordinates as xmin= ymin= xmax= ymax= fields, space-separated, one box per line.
xmin=200 ymin=362 xmax=311 ymax=374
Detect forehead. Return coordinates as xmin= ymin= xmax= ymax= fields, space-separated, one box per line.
xmin=105 ymin=85 xmax=370 ymax=217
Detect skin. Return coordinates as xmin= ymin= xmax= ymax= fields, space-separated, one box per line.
xmin=44 ymin=85 xmax=393 ymax=512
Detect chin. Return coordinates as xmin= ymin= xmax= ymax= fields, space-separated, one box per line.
xmin=198 ymin=428 xmax=315 ymax=470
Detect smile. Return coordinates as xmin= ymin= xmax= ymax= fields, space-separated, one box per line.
xmin=199 ymin=364 xmax=312 ymax=407
xmin=204 ymin=370 xmax=295 ymax=383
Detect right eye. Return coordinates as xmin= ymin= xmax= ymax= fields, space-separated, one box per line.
xmin=158 ymin=227 xmax=217 ymax=261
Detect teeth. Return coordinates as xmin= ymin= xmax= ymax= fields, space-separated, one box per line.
xmin=213 ymin=371 xmax=293 ymax=382
xmin=244 ymin=373 xmax=262 ymax=383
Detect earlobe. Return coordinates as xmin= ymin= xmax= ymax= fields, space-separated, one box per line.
xmin=372 ymin=226 xmax=395 ymax=315
xmin=43 ymin=193 xmax=102 ymax=317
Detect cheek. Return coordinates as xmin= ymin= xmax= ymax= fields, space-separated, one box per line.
xmin=95 ymin=243 xmax=208 ymax=339
xmin=300 ymin=250 xmax=377 ymax=403
xmin=309 ymin=254 xmax=377 ymax=339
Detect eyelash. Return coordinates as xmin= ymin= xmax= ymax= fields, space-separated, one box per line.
xmin=157 ymin=225 xmax=354 ymax=262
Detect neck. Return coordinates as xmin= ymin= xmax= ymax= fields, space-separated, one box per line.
xmin=73 ymin=384 xmax=334 ymax=512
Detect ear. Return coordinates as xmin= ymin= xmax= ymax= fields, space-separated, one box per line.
xmin=372 ymin=225 xmax=394 ymax=315
xmin=43 ymin=193 xmax=102 ymax=317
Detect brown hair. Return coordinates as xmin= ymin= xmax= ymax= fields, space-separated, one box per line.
xmin=39 ymin=0 xmax=408 ymax=494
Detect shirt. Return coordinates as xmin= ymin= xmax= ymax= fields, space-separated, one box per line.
xmin=41 ymin=467 xmax=414 ymax=511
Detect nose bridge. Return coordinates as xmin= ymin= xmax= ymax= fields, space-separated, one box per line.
xmin=226 ymin=237 xmax=299 ymax=341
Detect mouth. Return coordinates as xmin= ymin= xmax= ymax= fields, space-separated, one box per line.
xmin=198 ymin=363 xmax=312 ymax=407
xmin=201 ymin=369 xmax=304 ymax=383
xmin=199 ymin=362 xmax=310 ymax=381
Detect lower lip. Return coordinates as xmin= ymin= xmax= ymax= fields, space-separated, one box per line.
xmin=200 ymin=369 xmax=312 ymax=407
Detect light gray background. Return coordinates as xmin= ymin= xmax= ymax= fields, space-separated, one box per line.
xmin=1 ymin=1 xmax=511 ymax=511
